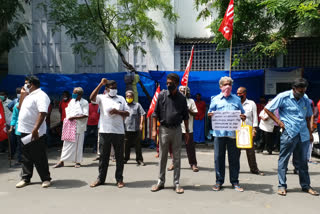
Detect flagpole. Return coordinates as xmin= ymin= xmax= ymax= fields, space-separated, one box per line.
xmin=229 ymin=37 xmax=233 ymax=77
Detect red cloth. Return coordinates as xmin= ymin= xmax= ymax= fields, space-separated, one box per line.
xmin=195 ymin=100 xmax=206 ymax=120
xmin=317 ymin=100 xmax=320 ymax=124
xmin=147 ymin=86 xmax=160 ymax=118
xmin=61 ymin=118 xmax=77 ymax=142
xmin=0 ymin=101 xmax=8 ymax=141
xmin=59 ymin=99 xmax=71 ymax=122
xmin=87 ymin=103 xmax=100 ymax=126
xmin=218 ymin=0 xmax=234 ymax=41
xmin=181 ymin=46 xmax=194 ymax=86
xmin=256 ymin=103 xmax=265 ymax=122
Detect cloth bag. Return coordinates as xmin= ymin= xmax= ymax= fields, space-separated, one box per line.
xmin=236 ymin=122 xmax=253 ymax=149
xmin=61 ymin=118 xmax=77 ymax=142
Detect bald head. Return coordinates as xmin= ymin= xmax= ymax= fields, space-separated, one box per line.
xmin=237 ymin=87 xmax=247 ymax=102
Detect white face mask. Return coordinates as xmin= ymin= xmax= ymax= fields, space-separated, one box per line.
xmin=24 ymin=84 xmax=30 ymax=93
xmin=109 ymin=89 xmax=117 ymax=97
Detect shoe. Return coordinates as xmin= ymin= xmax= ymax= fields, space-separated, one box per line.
xmin=90 ymin=179 xmax=102 ymax=188
xmin=16 ymin=180 xmax=30 ymax=188
xmin=174 ymin=185 xmax=184 ymax=194
xmin=251 ymin=170 xmax=264 ymax=176
xmin=233 ymin=184 xmax=244 ymax=192
xmin=277 ymin=187 xmax=287 ymax=196
xmin=151 ymin=183 xmax=165 ymax=192
xmin=167 ymin=164 xmax=174 ymax=171
xmin=137 ymin=161 xmax=145 ymax=166
xmin=191 ymin=165 xmax=199 ymax=172
xmin=74 ymin=163 xmax=81 ymax=168
xmin=112 ymin=159 xmax=116 ymax=162
xmin=53 ymin=162 xmax=64 ymax=168
xmin=293 ymin=169 xmax=299 ymax=174
xmin=212 ymin=184 xmax=222 ymax=191
xmin=93 ymin=156 xmax=100 ymax=161
xmin=42 ymin=181 xmax=51 ymax=188
xmin=302 ymin=188 xmax=319 ymax=196
xmin=117 ymin=181 xmax=125 ymax=188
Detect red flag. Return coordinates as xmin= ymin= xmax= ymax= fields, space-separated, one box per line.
xmin=147 ymin=86 xmax=160 ymax=118
xmin=0 ymin=101 xmax=8 ymax=142
xmin=218 ymin=0 xmax=234 ymax=41
xmin=181 ymin=45 xmax=194 ymax=86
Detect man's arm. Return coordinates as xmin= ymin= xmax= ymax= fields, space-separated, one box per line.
xmin=264 ymin=108 xmax=285 ymax=129
xmin=306 ymin=116 xmax=314 ymax=143
xmin=152 ymin=116 xmax=157 ymax=141
xmin=17 ymin=87 xmax=28 ymax=110
xmin=90 ymin=78 xmax=107 ymax=102
xmin=140 ymin=115 xmax=145 ymax=131
xmin=31 ymin=112 xmax=47 ymax=141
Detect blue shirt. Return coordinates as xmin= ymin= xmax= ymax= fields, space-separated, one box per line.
xmin=265 ymin=90 xmax=312 ymax=142
xmin=208 ymin=93 xmax=245 ymax=137
xmin=10 ymin=103 xmax=21 ymax=136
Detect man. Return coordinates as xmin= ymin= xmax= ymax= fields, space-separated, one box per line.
xmin=179 ymin=86 xmax=199 ymax=172
xmin=84 ymin=100 xmax=100 ymax=153
xmin=59 ymin=91 xmax=71 ymax=124
xmin=264 ymin=78 xmax=318 ymax=196
xmin=16 ymin=76 xmax=51 ymax=188
xmin=208 ymin=76 xmax=246 ymax=192
xmin=151 ymin=73 xmax=189 ymax=194
xmin=89 ymin=79 xmax=129 ymax=188
xmin=255 ymin=96 xmax=267 ymax=150
xmin=124 ymin=90 xmax=146 ymax=166
xmin=237 ymin=87 xmax=264 ymax=176
xmin=53 ymin=87 xmax=89 ymax=168
xmin=194 ymin=93 xmax=206 ymax=143
xmin=7 ymin=87 xmax=21 ymax=111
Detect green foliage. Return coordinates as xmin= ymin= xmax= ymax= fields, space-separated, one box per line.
xmin=46 ymin=0 xmax=178 ymax=68
xmin=195 ymin=0 xmax=320 ymax=57
xmin=0 ymin=0 xmax=30 ymax=55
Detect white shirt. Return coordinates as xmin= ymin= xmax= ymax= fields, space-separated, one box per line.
xmin=18 ymin=88 xmax=50 ymax=135
xmin=259 ymin=110 xmax=274 ymax=132
xmin=94 ymin=94 xmax=126 ymax=134
xmin=242 ymin=99 xmax=258 ymax=127
xmin=2 ymin=98 xmax=12 ymax=125
xmin=66 ymin=98 xmax=89 ymax=134
xmin=181 ymin=98 xmax=198 ymax=133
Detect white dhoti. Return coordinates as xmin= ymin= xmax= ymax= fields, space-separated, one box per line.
xmin=60 ymin=133 xmax=84 ymax=163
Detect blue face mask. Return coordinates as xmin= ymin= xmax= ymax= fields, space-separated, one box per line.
xmin=0 ymin=96 xmax=5 ymax=101
xmin=72 ymin=93 xmax=78 ymax=99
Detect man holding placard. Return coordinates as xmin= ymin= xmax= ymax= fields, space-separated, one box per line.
xmin=208 ymin=76 xmax=246 ymax=192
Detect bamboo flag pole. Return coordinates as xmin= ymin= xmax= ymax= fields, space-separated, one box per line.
xmin=229 ymin=37 xmax=233 ymax=77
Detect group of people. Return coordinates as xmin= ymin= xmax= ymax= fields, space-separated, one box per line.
xmin=0 ymin=73 xmax=318 ymax=196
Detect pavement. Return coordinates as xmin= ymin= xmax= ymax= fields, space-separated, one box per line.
xmin=0 ymin=145 xmax=319 ymax=214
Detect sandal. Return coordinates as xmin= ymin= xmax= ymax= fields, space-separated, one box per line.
xmin=175 ymin=185 xmax=184 ymax=194
xmin=192 ymin=165 xmax=199 ymax=172
xmin=151 ymin=184 xmax=164 ymax=192
xmin=117 ymin=181 xmax=125 ymax=188
xmin=212 ymin=184 xmax=221 ymax=191
xmin=74 ymin=163 xmax=81 ymax=168
xmin=277 ymin=188 xmax=287 ymax=196
xmin=167 ymin=164 xmax=174 ymax=171
xmin=303 ymin=188 xmax=319 ymax=196
xmin=53 ymin=162 xmax=64 ymax=168
xmin=90 ymin=179 xmax=102 ymax=188
xmin=233 ymin=185 xmax=244 ymax=192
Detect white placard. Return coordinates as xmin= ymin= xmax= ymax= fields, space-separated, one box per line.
xmin=211 ymin=110 xmax=241 ymax=131
xmin=21 ymin=133 xmax=44 ymax=145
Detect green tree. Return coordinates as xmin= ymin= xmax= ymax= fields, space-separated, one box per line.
xmin=46 ymin=0 xmax=178 ymax=100
xmin=0 ymin=0 xmax=30 ymax=56
xmin=195 ymin=0 xmax=320 ymax=57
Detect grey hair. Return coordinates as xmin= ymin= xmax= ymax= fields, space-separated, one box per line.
xmin=74 ymin=87 xmax=84 ymax=95
xmin=179 ymin=86 xmax=190 ymax=94
xmin=125 ymin=90 xmax=134 ymax=96
xmin=219 ymin=76 xmax=233 ymax=87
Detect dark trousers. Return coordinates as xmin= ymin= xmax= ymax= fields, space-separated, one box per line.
xmin=183 ymin=133 xmax=197 ymax=166
xmin=84 ymin=125 xmax=98 ymax=151
xmin=20 ymin=134 xmax=51 ymax=182
xmin=260 ymin=130 xmax=274 ymax=153
xmin=98 ymin=133 xmax=124 ymax=183
xmin=273 ymin=126 xmax=281 ymax=151
xmin=214 ymin=137 xmax=240 ymax=185
xmin=244 ymin=144 xmax=259 ymax=173
xmin=124 ymin=131 xmax=143 ymax=162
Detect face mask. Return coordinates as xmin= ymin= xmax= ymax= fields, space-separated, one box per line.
xmin=17 ymin=94 xmax=21 ymax=99
xmin=126 ymin=98 xmax=133 ymax=103
xmin=109 ymin=89 xmax=117 ymax=97
xmin=0 ymin=96 xmax=4 ymax=101
xmin=293 ymin=91 xmax=304 ymax=99
xmin=238 ymin=95 xmax=244 ymax=100
xmin=72 ymin=93 xmax=78 ymax=99
xmin=167 ymin=84 xmax=176 ymax=93
xmin=221 ymin=85 xmax=232 ymax=97
xmin=24 ymin=84 xmax=30 ymax=93
xmin=63 ymin=97 xmax=68 ymax=101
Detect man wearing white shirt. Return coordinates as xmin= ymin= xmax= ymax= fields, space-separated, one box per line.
xmin=89 ymin=79 xmax=129 ymax=188
xmin=16 ymin=76 xmax=51 ymax=188
xmin=53 ymin=87 xmax=89 ymax=168
xmin=237 ymin=87 xmax=264 ymax=176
